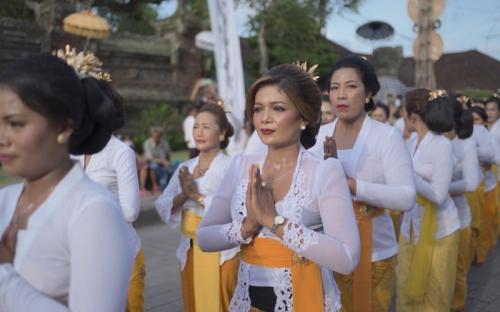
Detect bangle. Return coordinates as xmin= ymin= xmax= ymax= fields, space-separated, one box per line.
xmin=196 ymin=194 xmax=205 ymax=207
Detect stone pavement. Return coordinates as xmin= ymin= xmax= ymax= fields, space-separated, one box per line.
xmin=137 ymin=199 xmax=500 ymax=312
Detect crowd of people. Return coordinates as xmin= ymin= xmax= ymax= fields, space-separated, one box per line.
xmin=0 ymin=50 xmax=499 ymax=312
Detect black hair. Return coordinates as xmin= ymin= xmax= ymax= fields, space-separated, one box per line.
xmin=448 ymin=97 xmax=473 ymax=139
xmin=328 ymin=55 xmax=380 ymax=111
xmin=373 ymin=102 xmax=390 ymax=119
xmin=471 ymin=106 xmax=488 ymax=124
xmin=405 ymin=88 xmax=454 ymax=134
xmin=0 ymin=54 xmax=116 ymax=155
xmin=246 ymin=64 xmax=321 ymax=149
xmin=95 ymin=80 xmax=125 ymax=131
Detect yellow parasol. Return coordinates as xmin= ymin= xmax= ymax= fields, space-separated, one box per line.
xmin=63 ymin=9 xmax=111 ymax=40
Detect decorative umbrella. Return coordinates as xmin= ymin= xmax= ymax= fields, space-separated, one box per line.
xmin=356 ymin=21 xmax=394 ymax=40
xmin=63 ymin=9 xmax=111 ymax=49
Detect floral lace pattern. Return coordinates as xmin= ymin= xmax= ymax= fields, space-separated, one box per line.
xmin=272 ymin=268 xmax=293 ymax=311
xmin=219 ymin=179 xmax=252 ymax=245
xmin=229 ymin=261 xmax=252 ymax=312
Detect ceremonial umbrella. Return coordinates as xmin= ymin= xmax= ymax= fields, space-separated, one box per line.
xmin=63 ymin=9 xmax=111 ymax=49
xmin=356 ymin=21 xmax=394 ymax=40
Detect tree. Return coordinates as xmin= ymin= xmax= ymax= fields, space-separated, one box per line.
xmin=242 ymin=0 xmax=364 ymax=75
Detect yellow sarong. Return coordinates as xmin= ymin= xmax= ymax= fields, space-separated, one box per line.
xmin=476 ymin=186 xmax=497 ymax=264
xmin=181 ymin=210 xmax=221 ymax=312
xmin=452 ymin=226 xmax=472 ymax=311
xmin=405 ymin=195 xmax=437 ymax=302
xmin=126 ymin=248 xmax=145 ymax=312
xmin=241 ymin=237 xmax=324 ymax=312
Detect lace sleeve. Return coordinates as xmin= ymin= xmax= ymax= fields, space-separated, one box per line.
xmin=282 ymin=221 xmax=319 ymax=253
xmin=220 ymin=218 xmax=252 ymax=245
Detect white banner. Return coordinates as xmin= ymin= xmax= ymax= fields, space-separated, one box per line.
xmin=207 ymin=0 xmax=246 ymax=155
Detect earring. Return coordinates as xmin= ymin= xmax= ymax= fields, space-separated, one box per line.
xmin=57 ymin=134 xmax=66 ymax=144
xmin=219 ymin=135 xmax=225 ymax=141
xmin=365 ymin=98 xmax=370 ymax=104
xmin=300 ymin=123 xmax=306 ymax=130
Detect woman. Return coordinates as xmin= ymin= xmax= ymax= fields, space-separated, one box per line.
xmin=155 ymin=103 xmax=239 ymax=312
xmin=444 ymin=99 xmax=480 ymax=311
xmin=0 ymin=55 xmax=134 ymax=310
xmin=397 ymin=89 xmax=460 ymax=311
xmin=371 ymin=102 xmax=390 ymax=124
xmin=310 ymin=56 xmax=416 ymax=312
xmin=197 ymin=64 xmax=360 ymax=311
xmin=485 ymin=96 xmax=500 ymax=238
xmin=469 ymin=104 xmax=496 ymax=264
xmin=70 ymin=74 xmax=144 ymax=311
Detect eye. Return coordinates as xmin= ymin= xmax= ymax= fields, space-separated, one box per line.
xmin=10 ymin=121 xmax=25 ymax=128
xmin=253 ymin=106 xmax=262 ymax=113
xmin=330 ymin=85 xmax=338 ymax=91
xmin=273 ymin=106 xmax=285 ymax=112
xmin=347 ymin=84 xmax=357 ymax=89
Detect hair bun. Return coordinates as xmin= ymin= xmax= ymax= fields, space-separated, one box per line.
xmin=69 ymin=77 xmax=116 ymax=155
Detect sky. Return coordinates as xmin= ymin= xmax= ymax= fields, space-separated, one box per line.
xmin=156 ymin=0 xmax=500 ymax=61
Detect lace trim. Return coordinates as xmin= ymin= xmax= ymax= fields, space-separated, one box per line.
xmin=229 ymin=262 xmax=251 ymax=312
xmin=273 ymin=267 xmax=293 ymax=311
xmin=282 ymin=222 xmax=319 ymax=253
xmin=219 ymin=219 xmax=251 ymax=245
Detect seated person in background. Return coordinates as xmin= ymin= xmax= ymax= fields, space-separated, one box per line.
xmin=140 ymin=127 xmax=172 ymax=195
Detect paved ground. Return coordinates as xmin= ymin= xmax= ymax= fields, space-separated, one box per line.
xmin=138 ymin=199 xmax=500 ymax=312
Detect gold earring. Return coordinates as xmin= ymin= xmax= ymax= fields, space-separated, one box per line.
xmin=300 ymin=123 xmax=306 ymax=130
xmin=219 ymin=135 xmax=225 ymax=141
xmin=57 ymin=134 xmax=66 ymax=144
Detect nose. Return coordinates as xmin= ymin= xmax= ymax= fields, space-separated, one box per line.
xmin=260 ymin=107 xmax=272 ymax=125
xmin=0 ymin=124 xmax=8 ymax=149
xmin=337 ymin=85 xmax=347 ymax=99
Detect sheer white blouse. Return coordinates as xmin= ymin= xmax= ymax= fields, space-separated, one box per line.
xmin=449 ymin=137 xmax=481 ymax=229
xmin=196 ymin=147 xmax=359 ymax=311
xmin=402 ymin=132 xmax=461 ymax=242
xmin=73 ymin=136 xmax=141 ymax=255
xmin=310 ymin=117 xmax=416 ymax=261
xmin=489 ymin=119 xmax=500 ymax=182
xmin=0 ymin=164 xmax=134 ymax=311
xmin=155 ymin=152 xmax=239 ymax=269
xmin=471 ymin=124 xmax=496 ymax=191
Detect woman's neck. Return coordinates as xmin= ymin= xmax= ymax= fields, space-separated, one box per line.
xmin=267 ymin=142 xmax=300 ymax=166
xmin=415 ymin=121 xmax=429 ymax=145
xmin=336 ymin=113 xmax=365 ymax=134
xmin=23 ymin=158 xmax=73 ymax=196
xmin=198 ymin=148 xmax=220 ymax=168
xmin=487 ymin=120 xmax=496 ymax=129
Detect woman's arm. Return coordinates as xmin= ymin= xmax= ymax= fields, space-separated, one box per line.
xmin=113 ymin=147 xmax=140 ymax=222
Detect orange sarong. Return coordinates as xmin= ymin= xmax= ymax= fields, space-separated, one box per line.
xmin=241 ymin=237 xmax=324 ymax=312
xmin=351 ymin=201 xmax=385 ymax=312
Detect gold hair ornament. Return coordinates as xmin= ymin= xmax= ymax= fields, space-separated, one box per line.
xmin=428 ymin=89 xmax=448 ymax=102
xmin=456 ymin=94 xmax=470 ymax=106
xmin=293 ymin=61 xmax=319 ymax=81
xmin=53 ymin=45 xmax=111 ymax=81
xmin=213 ymin=98 xmax=232 ymax=113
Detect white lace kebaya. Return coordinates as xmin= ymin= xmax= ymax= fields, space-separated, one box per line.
xmin=197 ymin=147 xmax=360 ymax=311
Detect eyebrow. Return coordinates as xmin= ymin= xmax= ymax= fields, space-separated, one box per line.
xmin=330 ymin=80 xmax=359 ymax=85
xmin=2 ymin=113 xmax=26 ymax=119
xmin=254 ymin=101 xmax=287 ymax=105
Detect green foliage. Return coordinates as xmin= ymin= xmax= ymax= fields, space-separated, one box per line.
xmin=95 ymin=0 xmax=160 ymax=35
xmin=0 ymin=0 xmax=34 ymax=19
xmin=463 ymin=88 xmax=495 ymax=102
xmin=243 ymin=0 xmax=338 ymax=86
xmin=141 ymin=102 xmax=186 ymax=151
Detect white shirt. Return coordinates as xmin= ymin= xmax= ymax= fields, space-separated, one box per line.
xmin=155 ymin=152 xmax=239 ymax=268
xmin=73 ymin=136 xmax=141 ymax=255
xmin=449 ymin=137 xmax=481 ymax=229
xmin=243 ymin=130 xmax=267 ymax=155
xmin=310 ymin=117 xmax=416 ymax=261
xmin=402 ymin=132 xmax=461 ymax=242
xmin=0 ymin=164 xmax=134 ymax=312
xmin=197 ymin=148 xmax=359 ymax=311
xmin=183 ymin=115 xmax=196 ymax=149
xmin=489 ymin=119 xmax=500 ymax=182
xmin=471 ymin=124 xmax=496 ymax=191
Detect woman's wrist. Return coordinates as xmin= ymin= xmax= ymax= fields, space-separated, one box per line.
xmin=241 ymin=218 xmax=260 ymax=239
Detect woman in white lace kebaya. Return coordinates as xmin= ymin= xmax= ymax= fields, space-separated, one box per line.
xmin=155 ymin=103 xmax=239 ymax=312
xmin=197 ymin=64 xmax=360 ymax=312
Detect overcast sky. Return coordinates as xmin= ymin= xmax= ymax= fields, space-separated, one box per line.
xmin=157 ymin=0 xmax=500 ymax=60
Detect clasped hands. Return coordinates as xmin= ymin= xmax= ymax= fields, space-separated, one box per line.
xmin=0 ymin=227 xmax=15 ymax=264
xmin=178 ymin=167 xmax=202 ymax=202
xmin=241 ymin=165 xmax=279 ymax=238
xmin=323 ymin=136 xmax=357 ymax=196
